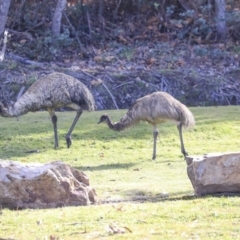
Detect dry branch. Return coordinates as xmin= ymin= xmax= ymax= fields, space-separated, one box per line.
xmin=7 ymin=53 xmax=45 ymax=68
xmin=101 ymin=80 xmax=119 ymax=109
xmin=0 ymin=30 xmax=8 ymax=62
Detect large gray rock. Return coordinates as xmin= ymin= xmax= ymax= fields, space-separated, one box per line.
xmin=186 ymin=152 xmax=240 ymax=196
xmin=0 ymin=160 xmax=97 ymax=209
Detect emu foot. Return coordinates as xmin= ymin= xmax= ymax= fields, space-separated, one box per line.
xmin=66 ymin=136 xmax=72 ymax=148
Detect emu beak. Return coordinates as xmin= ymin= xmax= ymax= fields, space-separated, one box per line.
xmin=97 ymin=120 xmax=101 ymax=124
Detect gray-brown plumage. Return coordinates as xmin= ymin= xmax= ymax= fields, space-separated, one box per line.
xmin=0 ymin=72 xmax=95 ymax=148
xmin=98 ymin=91 xmax=195 ymax=160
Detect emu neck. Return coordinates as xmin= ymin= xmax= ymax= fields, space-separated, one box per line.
xmin=107 ymin=117 xmax=131 ymax=132
xmin=0 ymin=101 xmax=28 ymax=117
xmin=106 ymin=116 xmax=124 ymax=132
xmin=106 ymin=117 xmax=118 ymax=131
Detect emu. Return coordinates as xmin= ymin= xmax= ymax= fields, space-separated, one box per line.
xmin=98 ymin=91 xmax=195 ymax=160
xmin=0 ymin=72 xmax=95 ymax=148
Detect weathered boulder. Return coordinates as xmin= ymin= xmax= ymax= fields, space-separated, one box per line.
xmin=0 ymin=160 xmax=97 ymax=209
xmin=186 ymin=152 xmax=240 ymax=196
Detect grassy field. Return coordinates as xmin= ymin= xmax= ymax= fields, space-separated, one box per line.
xmin=0 ymin=106 xmax=240 ymax=239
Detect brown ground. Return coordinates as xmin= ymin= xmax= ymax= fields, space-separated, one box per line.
xmin=1 ymin=41 xmax=240 ymax=110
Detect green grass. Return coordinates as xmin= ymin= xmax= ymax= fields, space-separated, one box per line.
xmin=1 ymin=106 xmax=240 ymax=239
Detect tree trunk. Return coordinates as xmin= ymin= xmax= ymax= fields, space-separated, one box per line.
xmin=52 ymin=0 xmax=67 ymax=37
xmin=0 ymin=0 xmax=11 ymax=36
xmin=215 ymin=0 xmax=227 ymax=42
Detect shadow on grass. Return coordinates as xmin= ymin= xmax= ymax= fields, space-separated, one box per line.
xmin=100 ymin=189 xmax=240 ymax=205
xmin=98 ymin=189 xmax=196 ymax=205
xmin=76 ymin=162 xmax=137 ymax=171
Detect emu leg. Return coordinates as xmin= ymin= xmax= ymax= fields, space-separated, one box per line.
xmin=152 ymin=126 xmax=158 ymax=160
xmin=177 ymin=123 xmax=188 ymax=157
xmin=65 ymin=109 xmax=83 ymax=148
xmin=48 ymin=110 xmax=59 ymax=149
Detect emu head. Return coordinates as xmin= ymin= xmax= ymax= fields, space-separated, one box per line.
xmin=97 ymin=114 xmax=109 ymax=124
xmin=0 ymin=102 xmax=6 ymax=116
xmin=0 ymin=102 xmax=9 ymax=117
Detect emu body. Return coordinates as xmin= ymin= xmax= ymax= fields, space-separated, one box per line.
xmin=98 ymin=91 xmax=195 ymax=160
xmin=0 ymin=72 xmax=95 ymax=148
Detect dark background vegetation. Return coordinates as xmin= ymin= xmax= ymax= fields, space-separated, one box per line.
xmin=1 ymin=0 xmax=240 ymax=109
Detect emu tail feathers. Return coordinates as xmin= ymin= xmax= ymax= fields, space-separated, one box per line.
xmin=73 ymin=85 xmax=95 ymax=111
xmin=179 ymin=105 xmax=195 ymax=128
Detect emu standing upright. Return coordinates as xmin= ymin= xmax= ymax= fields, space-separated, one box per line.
xmin=98 ymin=91 xmax=195 ymax=160
xmin=0 ymin=72 xmax=95 ymax=148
